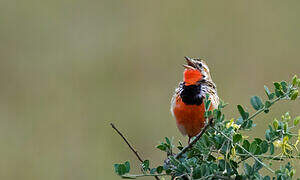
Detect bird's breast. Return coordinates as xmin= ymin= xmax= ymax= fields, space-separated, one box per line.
xmin=173 ymin=96 xmax=206 ymax=137
xmin=171 ymin=82 xmax=218 ymax=137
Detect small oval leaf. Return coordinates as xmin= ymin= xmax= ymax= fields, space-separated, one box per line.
xmin=250 ymin=96 xmax=264 ymax=110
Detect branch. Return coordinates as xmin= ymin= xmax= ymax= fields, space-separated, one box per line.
xmin=111 ymin=123 xmax=144 ymax=162
xmin=175 ymin=118 xmax=213 ymax=159
xmin=121 ymin=173 xmax=167 ymax=178
xmin=211 ymin=127 xmax=275 ymax=174
xmin=110 ymin=123 xmax=160 ymax=180
xmin=236 ymin=153 xmax=300 ymax=163
xmin=174 ymin=97 xmax=282 ymax=170
xmin=198 ymin=173 xmax=233 ymax=180
xmin=248 ymin=97 xmax=280 ymax=120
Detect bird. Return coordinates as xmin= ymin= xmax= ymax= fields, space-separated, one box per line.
xmin=171 ymin=57 xmax=219 ymax=143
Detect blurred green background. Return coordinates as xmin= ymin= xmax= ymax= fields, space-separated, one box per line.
xmin=1 ymin=0 xmax=300 ymax=179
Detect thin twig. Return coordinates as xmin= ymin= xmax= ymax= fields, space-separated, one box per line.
xmin=237 ymin=154 xmax=279 ymax=161
xmin=111 ymin=123 xmax=144 ymax=162
xmin=250 ymin=97 xmax=280 ymax=120
xmin=239 ymin=97 xmax=280 ymax=126
xmin=197 ymin=174 xmax=232 ymax=180
xmin=175 ymin=118 xmax=213 ymax=159
xmin=211 ymin=126 xmax=275 ymax=173
xmin=121 ymin=173 xmax=167 ymax=178
xmin=110 ymin=123 xmax=160 ymax=180
xmin=236 ymin=153 xmax=300 ymax=163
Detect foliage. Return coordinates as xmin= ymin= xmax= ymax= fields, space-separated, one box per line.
xmin=113 ymin=75 xmax=300 ymax=179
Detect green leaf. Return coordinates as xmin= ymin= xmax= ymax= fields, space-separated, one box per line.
xmin=254 ymin=146 xmax=262 ymax=155
xmin=114 ymin=164 xmax=127 ymax=175
xmin=156 ymin=166 xmax=163 ymax=174
xmin=270 ymin=143 xmax=274 ymax=155
xmin=165 ymin=169 xmax=171 ymax=175
xmin=243 ymin=140 xmax=250 ymax=151
xmin=290 ymin=90 xmax=298 ymax=100
xmin=204 ymin=110 xmax=212 ymax=118
xmin=142 ymin=160 xmax=150 ymax=171
xmin=114 ymin=164 xmax=120 ymax=174
xmin=236 ymin=117 xmax=243 ymax=125
xmin=274 ymin=82 xmax=281 ymax=90
xmin=280 ymin=81 xmax=288 ymax=92
xmin=205 ymin=99 xmax=211 ymax=111
xmin=177 ymin=163 xmax=187 ymax=173
xmin=213 ymin=109 xmax=221 ymax=121
xmin=233 ymin=133 xmax=243 ymax=143
xmin=263 ymin=176 xmax=271 ymax=180
xmin=273 ymin=119 xmax=279 ymax=130
xmin=275 ymin=88 xmax=281 ymax=97
xmin=253 ymin=159 xmax=263 ymax=171
xmin=221 ymin=114 xmax=225 ymax=122
xmin=218 ymin=100 xmax=228 ymax=109
xmin=237 ymin=105 xmax=249 ymax=120
xmin=150 ymin=168 xmax=156 ymax=174
xmin=169 ymin=156 xmax=179 ymax=166
xmin=182 ymin=162 xmax=191 ymax=173
xmin=124 ymin=161 xmax=130 ymax=173
xmin=245 ymin=120 xmax=253 ymax=129
xmin=244 ymin=163 xmax=253 ymax=176
xmin=250 ymin=96 xmax=264 ymax=110
xmin=284 ymin=112 xmax=291 ymax=122
xmin=292 ymin=75 xmax=298 ymax=86
xmin=265 ymin=129 xmax=271 ymax=141
xmin=264 ymin=86 xmax=275 ymax=99
xmin=264 ymin=85 xmax=271 ymax=98
xmin=269 ymin=93 xmax=275 ymax=100
xmin=261 ymin=141 xmax=269 ymax=153
xmin=250 ymin=141 xmax=258 ymax=154
xmin=156 ymin=144 xmax=166 ymax=151
xmin=165 ymin=137 xmax=171 ymax=146
xmin=290 ymin=169 xmax=295 ymax=177
xmin=265 ymin=100 xmax=272 ymax=108
xmin=177 ymin=141 xmax=183 ymax=150
xmin=283 ymin=122 xmax=288 ymax=132
xmin=293 ymin=116 xmax=300 ymax=126
xmin=205 ymin=93 xmax=210 ymax=100
xmin=254 ymin=138 xmax=262 ymax=145
xmin=218 ymin=160 xmax=225 ymax=171
xmin=192 ymin=166 xmax=202 ymax=178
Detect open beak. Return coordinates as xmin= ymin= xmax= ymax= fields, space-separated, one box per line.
xmin=182 ymin=64 xmax=195 ymax=69
xmin=183 ymin=56 xmax=196 ymax=69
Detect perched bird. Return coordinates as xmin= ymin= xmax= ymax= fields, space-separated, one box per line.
xmin=171 ymin=57 xmax=219 ymax=143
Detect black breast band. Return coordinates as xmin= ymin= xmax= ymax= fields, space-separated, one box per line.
xmin=180 ymin=84 xmax=203 ymax=105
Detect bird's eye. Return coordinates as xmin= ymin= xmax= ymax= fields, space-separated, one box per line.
xmin=198 ymin=63 xmax=202 ymax=68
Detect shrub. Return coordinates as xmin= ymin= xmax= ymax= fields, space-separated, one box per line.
xmin=113 ymin=75 xmax=300 ymax=180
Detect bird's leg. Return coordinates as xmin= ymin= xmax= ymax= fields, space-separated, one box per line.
xmin=188 ymin=137 xmax=191 ymax=144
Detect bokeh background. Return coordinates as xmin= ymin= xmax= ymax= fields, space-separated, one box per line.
xmin=1 ymin=0 xmax=300 ymax=179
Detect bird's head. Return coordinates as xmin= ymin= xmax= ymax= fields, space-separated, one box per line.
xmin=183 ymin=56 xmax=212 ymax=86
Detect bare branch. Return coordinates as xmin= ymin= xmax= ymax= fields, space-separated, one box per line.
xmin=111 ymin=123 xmax=143 ymax=162
xmin=110 ymin=123 xmax=160 ymax=180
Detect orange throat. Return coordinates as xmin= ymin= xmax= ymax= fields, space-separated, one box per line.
xmin=183 ymin=69 xmax=203 ymax=86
